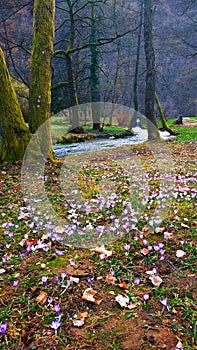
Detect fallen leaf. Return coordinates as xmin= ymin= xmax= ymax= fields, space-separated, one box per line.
xmin=105 ymin=274 xmax=117 ymax=285
xmin=73 ymin=318 xmax=85 ymax=327
xmin=118 ymin=282 xmax=127 ymax=289
xmin=155 ymin=227 xmax=165 ymax=234
xmin=109 ymin=291 xmax=115 ymax=295
xmin=77 ymin=312 xmax=88 ymax=319
xmin=92 ymin=246 xmax=112 ymax=257
xmin=176 ymin=250 xmax=186 ymax=258
xmin=82 ymin=288 xmax=102 ymax=305
xmin=127 ymin=302 xmax=138 ymax=310
xmin=149 ymin=275 xmax=163 ymax=287
xmin=72 ymin=312 xmax=88 ymax=327
xmin=181 ymin=223 xmax=190 ymax=228
xmin=140 ymin=248 xmax=149 ymax=255
xmin=25 ymin=238 xmax=38 ymax=247
xmin=142 ymin=225 xmax=149 ymax=233
xmin=192 ymin=221 xmax=197 ymax=226
xmin=70 ymin=276 xmax=80 ymax=284
xmin=36 ymin=291 xmax=47 ymax=305
xmin=175 ymin=340 xmax=183 ymax=348
xmin=115 ymin=294 xmax=129 ymax=307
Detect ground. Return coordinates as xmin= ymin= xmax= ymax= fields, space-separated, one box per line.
xmin=0 ymin=124 xmax=196 ymax=349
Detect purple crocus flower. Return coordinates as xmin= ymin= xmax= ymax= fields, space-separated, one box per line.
xmin=0 ymin=323 xmax=7 ymax=335
xmin=53 ymin=304 xmax=61 ymax=315
xmin=55 ymin=249 xmax=64 ymax=256
xmin=143 ymin=294 xmax=150 ymax=301
xmin=61 ymin=272 xmax=67 ymax=281
xmin=42 ymin=276 xmax=48 ymax=286
xmin=13 ymin=280 xmax=19 ymax=287
xmin=87 ymin=277 xmax=93 ymax=285
xmin=54 ymin=275 xmax=59 ymax=284
xmin=134 ymin=277 xmax=141 ymax=285
xmin=50 ymin=319 xmax=61 ymax=330
xmin=124 ymin=243 xmax=130 ymax=252
xmin=160 ymin=297 xmax=168 ymax=307
xmin=48 ymin=297 xmax=53 ymax=305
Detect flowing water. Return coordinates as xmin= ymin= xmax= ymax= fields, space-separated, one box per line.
xmin=53 ymin=127 xmax=173 ymax=157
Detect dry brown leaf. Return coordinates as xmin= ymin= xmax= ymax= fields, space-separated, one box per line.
xmin=142 ymin=225 xmax=149 ymax=233
xmin=77 ymin=312 xmax=88 ymax=319
xmin=25 ymin=238 xmax=38 ymax=247
xmin=127 ymin=302 xmax=138 ymax=310
xmin=155 ymin=227 xmax=165 ymax=234
xmin=149 ymin=275 xmax=163 ymax=287
xmin=92 ymin=246 xmax=112 ymax=257
xmin=118 ymin=282 xmax=127 ymax=289
xmin=82 ymin=288 xmax=102 ymax=305
xmin=140 ymin=248 xmax=149 ymax=256
xmin=73 ymin=318 xmax=85 ymax=327
xmin=36 ymin=291 xmax=47 ymax=305
xmin=105 ymin=274 xmax=117 ymax=285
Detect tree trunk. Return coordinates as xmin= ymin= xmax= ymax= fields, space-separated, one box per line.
xmin=144 ymin=0 xmax=160 ymax=140
xmin=0 ymin=47 xmax=30 ymax=163
xmin=66 ymin=0 xmax=79 ymax=128
xmin=134 ymin=0 xmax=143 ymax=113
xmin=29 ymin=0 xmax=55 ymax=156
xmin=155 ymin=92 xmax=178 ymax=135
xmin=90 ymin=0 xmax=100 ymax=130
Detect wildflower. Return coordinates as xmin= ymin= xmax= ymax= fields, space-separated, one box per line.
xmin=0 ymin=323 xmax=7 ymax=335
xmin=134 ymin=277 xmax=141 ymax=285
xmin=110 ymin=268 xmax=115 ymax=276
xmin=54 ymin=304 xmax=61 ymax=315
xmin=55 ymin=249 xmax=64 ymax=256
xmin=48 ymin=297 xmax=53 ymax=305
xmin=124 ymin=243 xmax=130 ymax=252
xmin=160 ymin=298 xmax=168 ymax=307
xmin=42 ymin=276 xmax=48 ymax=286
xmin=13 ymin=280 xmax=19 ymax=287
xmin=61 ymin=272 xmax=67 ymax=281
xmin=143 ymin=294 xmax=150 ymax=301
xmin=54 ymin=275 xmax=59 ymax=284
xmin=68 ymin=259 xmax=76 ymax=266
xmin=50 ymin=319 xmax=61 ymax=331
xmin=87 ymin=277 xmax=93 ymax=285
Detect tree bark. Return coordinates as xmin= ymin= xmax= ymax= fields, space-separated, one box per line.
xmin=155 ymin=92 xmax=178 ymax=135
xmin=144 ymin=0 xmax=160 ymax=140
xmin=134 ymin=0 xmax=143 ymax=112
xmin=29 ymin=0 xmax=55 ymax=156
xmin=90 ymin=0 xmax=100 ymax=130
xmin=0 ymin=47 xmax=30 ymax=163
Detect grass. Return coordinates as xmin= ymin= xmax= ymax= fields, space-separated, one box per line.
xmin=0 ymin=123 xmax=197 ymax=349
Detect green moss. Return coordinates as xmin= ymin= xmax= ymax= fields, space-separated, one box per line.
xmin=0 ymin=48 xmax=30 ymax=163
xmin=29 ymin=0 xmax=55 ymax=136
xmin=47 ymin=256 xmax=69 ymax=267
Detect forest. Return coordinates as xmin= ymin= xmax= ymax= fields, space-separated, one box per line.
xmin=0 ymin=0 xmax=197 ymax=349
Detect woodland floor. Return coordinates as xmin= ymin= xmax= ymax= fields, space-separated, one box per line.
xmin=0 ymin=136 xmax=196 ymax=349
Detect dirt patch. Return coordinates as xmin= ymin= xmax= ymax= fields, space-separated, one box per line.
xmin=101 ymin=312 xmax=177 ymax=350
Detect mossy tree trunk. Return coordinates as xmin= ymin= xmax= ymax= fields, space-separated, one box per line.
xmin=29 ymin=0 xmax=55 ymax=155
xmin=0 ymin=47 xmax=30 ymax=163
xmin=144 ymin=0 xmax=160 ymax=140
